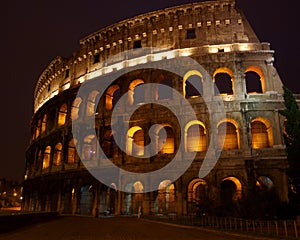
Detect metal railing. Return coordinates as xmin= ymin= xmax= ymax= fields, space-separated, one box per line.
xmin=144 ymin=214 xmax=299 ymax=239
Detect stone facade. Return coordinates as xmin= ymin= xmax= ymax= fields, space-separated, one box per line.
xmin=23 ymin=0 xmax=289 ymax=217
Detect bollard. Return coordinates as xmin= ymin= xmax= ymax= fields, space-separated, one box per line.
xmin=275 ymin=221 xmax=279 ymax=236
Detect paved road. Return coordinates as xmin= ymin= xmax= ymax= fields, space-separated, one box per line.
xmin=0 ymin=216 xmax=275 ymax=240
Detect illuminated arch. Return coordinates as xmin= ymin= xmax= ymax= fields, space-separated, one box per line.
xmin=187 ymin=178 xmax=208 ymax=214
xmin=251 ymin=117 xmax=274 ymax=148
xmin=184 ymin=120 xmax=207 ymax=152
xmin=127 ymin=126 xmax=144 ymax=156
xmin=41 ymin=114 xmax=47 ymax=134
xmin=183 ymin=70 xmax=203 ymax=98
xmin=106 ymin=85 xmax=120 ymax=110
xmin=256 ymin=176 xmax=274 ymax=190
xmin=128 ymin=79 xmax=144 ymax=105
xmin=68 ymin=139 xmax=78 ymax=163
xmin=35 ymin=119 xmax=41 ymax=139
xmin=86 ymin=90 xmax=100 ymax=116
xmin=222 ymin=176 xmax=242 ymax=200
xmin=71 ymin=97 xmax=82 ymax=120
xmin=43 ymin=146 xmax=51 ymax=169
xmin=217 ymin=119 xmax=240 ymax=150
xmin=213 ymin=67 xmax=234 ymax=95
xmin=156 ymin=180 xmax=175 ymax=213
xmin=155 ymin=124 xmax=175 ymax=154
xmin=82 ymin=134 xmax=97 ymax=161
xmin=124 ymin=181 xmax=144 ymax=214
xmin=58 ymin=103 xmax=67 ymax=126
xmin=53 ymin=142 xmax=62 ymax=166
xmin=245 ymin=66 xmax=266 ymax=93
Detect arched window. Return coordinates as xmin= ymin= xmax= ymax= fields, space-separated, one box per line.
xmin=41 ymin=114 xmax=47 ymax=134
xmin=185 ymin=75 xmax=203 ymax=98
xmin=43 ymin=146 xmax=51 ymax=169
xmin=156 ymin=180 xmax=175 ymax=213
xmin=82 ymin=135 xmax=97 ymax=161
xmin=251 ymin=118 xmax=273 ymax=148
xmin=127 ymin=126 xmax=145 ymax=156
xmin=187 ymin=178 xmax=208 ymax=214
xmin=35 ymin=119 xmax=41 ymax=139
xmin=86 ymin=90 xmax=100 ymax=116
xmin=221 ymin=177 xmax=242 ymax=204
xmin=71 ymin=97 xmax=82 ymax=120
xmin=133 ymin=130 xmax=144 ymax=156
xmin=36 ymin=150 xmax=43 ymax=171
xmin=128 ymin=79 xmax=144 ymax=105
xmin=58 ymin=104 xmax=67 ymax=126
xmin=256 ymin=176 xmax=274 ymax=191
xmin=53 ymin=143 xmax=62 ymax=166
xmin=157 ymin=78 xmax=173 ymax=100
xmin=213 ymin=68 xmax=234 ymax=95
xmin=245 ymin=66 xmax=265 ymax=94
xmin=102 ymin=129 xmax=118 ymax=158
xmin=217 ymin=121 xmax=239 ymax=150
xmin=106 ymin=85 xmax=121 ymax=110
xmin=68 ymin=139 xmax=78 ymax=163
xmin=158 ymin=126 xmax=174 ymax=154
xmin=185 ymin=123 xmax=207 ymax=152
xmin=124 ymin=181 xmax=144 ymax=215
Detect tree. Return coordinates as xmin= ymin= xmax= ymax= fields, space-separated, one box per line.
xmin=279 ymin=86 xmax=300 ymax=179
xmin=279 ymin=86 xmax=300 ymax=217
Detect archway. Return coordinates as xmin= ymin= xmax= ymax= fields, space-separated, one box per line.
xmin=124 ymin=181 xmax=143 ymax=215
xmin=187 ymin=178 xmax=208 ymax=215
xmin=79 ymin=184 xmax=94 ymax=215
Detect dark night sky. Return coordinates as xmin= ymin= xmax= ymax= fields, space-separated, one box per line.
xmin=1 ymin=0 xmax=299 ymax=182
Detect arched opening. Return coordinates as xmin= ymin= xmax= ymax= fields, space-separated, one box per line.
xmin=187 ymin=179 xmax=208 ymax=215
xmin=254 ymin=176 xmax=278 ymax=218
xmin=183 ymin=70 xmax=203 ymax=98
xmin=53 ymin=143 xmax=62 ymax=166
xmin=245 ymin=66 xmax=265 ymax=93
xmin=58 ymin=104 xmax=67 ymax=126
xmin=213 ymin=68 xmax=234 ymax=95
xmin=82 ymin=134 xmax=97 ymax=161
xmin=220 ymin=177 xmax=242 ymax=216
xmin=128 ymin=79 xmax=144 ymax=105
xmin=41 ymin=114 xmax=47 ymax=134
xmin=155 ymin=180 xmax=175 ymax=214
xmin=221 ymin=177 xmax=242 ymax=203
xmin=106 ymin=85 xmax=121 ymax=110
xmin=185 ymin=75 xmax=203 ymax=98
xmin=157 ymin=78 xmax=173 ymax=100
xmin=157 ymin=126 xmax=174 ymax=154
xmin=127 ymin=126 xmax=144 ymax=156
xmin=71 ymin=97 xmax=82 ymax=120
xmin=68 ymin=139 xmax=78 ymax=163
xmin=86 ymin=90 xmax=100 ymax=116
xmin=42 ymin=146 xmax=51 ymax=169
xmin=99 ymin=184 xmax=117 ymax=215
xmin=217 ymin=120 xmax=239 ymax=150
xmin=35 ymin=119 xmax=41 ymax=139
xmin=102 ymin=129 xmax=118 ymax=158
xmin=124 ymin=181 xmax=143 ymax=215
xmin=36 ymin=150 xmax=43 ymax=171
xmin=79 ymin=184 xmax=94 ymax=215
xmin=251 ymin=118 xmax=273 ymax=149
xmin=185 ymin=121 xmax=207 ymax=152
xmin=62 ymin=186 xmax=76 ymax=214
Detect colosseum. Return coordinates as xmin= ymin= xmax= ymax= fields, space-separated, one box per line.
xmin=23 ymin=0 xmax=289 ymax=218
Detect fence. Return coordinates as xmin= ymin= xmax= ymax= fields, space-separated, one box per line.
xmin=144 ymin=215 xmax=299 ymax=239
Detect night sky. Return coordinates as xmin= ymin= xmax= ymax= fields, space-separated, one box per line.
xmin=2 ymin=0 xmax=300 ymax=182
